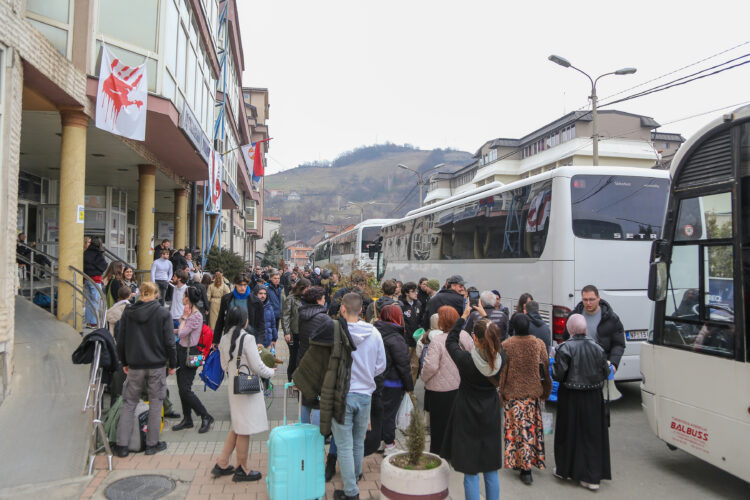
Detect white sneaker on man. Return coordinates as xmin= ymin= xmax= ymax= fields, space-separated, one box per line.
xmin=580 ymin=481 xmax=600 ymax=491
xmin=383 ymin=443 xmax=401 ymax=456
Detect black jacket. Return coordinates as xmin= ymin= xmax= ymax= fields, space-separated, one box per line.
xmin=373 ymin=320 xmax=414 ymax=391
xmin=417 ymin=289 xmax=431 ymax=310
xmin=527 ymin=310 xmax=552 ymax=353
xmin=297 ymin=303 xmax=334 ymax=365
xmin=188 ymin=280 xmax=210 ymax=321
xmin=465 ymin=306 xmax=509 ymax=340
xmin=171 ymin=252 xmax=188 ymax=272
xmin=117 ymin=299 xmax=177 ymax=370
xmin=422 ymin=289 xmax=465 ymax=330
xmin=83 ymin=247 xmax=107 ymax=278
xmin=213 ymin=291 xmax=265 ymax=345
xmin=440 ymin=318 xmax=502 ymax=474
xmin=552 ymin=334 xmax=610 ymax=390
xmin=400 ymin=298 xmax=423 ymax=347
xmin=72 ymin=328 xmax=121 ymax=383
xmin=564 ymin=299 xmax=626 ymax=368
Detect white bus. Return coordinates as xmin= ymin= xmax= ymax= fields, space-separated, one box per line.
xmin=381 ymin=166 xmax=670 ymax=381
xmin=643 ymin=106 xmax=750 ymax=482
xmin=312 ymin=219 xmax=395 ymax=274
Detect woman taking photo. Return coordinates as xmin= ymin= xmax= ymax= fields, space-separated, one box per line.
xmin=440 ymin=302 xmax=502 ymax=500
xmin=552 ymin=313 xmax=611 ymax=491
xmin=373 ymin=304 xmax=414 ymax=455
xmin=173 ymin=287 xmax=214 ymax=433
xmin=213 ymin=307 xmax=276 ymax=482
xmin=420 ymin=306 xmax=474 ymax=454
xmin=207 ymin=268 xmax=230 ymax=331
xmin=281 ymin=277 xmax=310 ymax=382
xmin=500 ymin=313 xmax=551 ymax=485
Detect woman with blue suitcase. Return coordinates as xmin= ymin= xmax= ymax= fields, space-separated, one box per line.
xmin=212 ymin=307 xmax=276 ymax=482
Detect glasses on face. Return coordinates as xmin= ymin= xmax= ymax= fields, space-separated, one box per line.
xmin=582 ymin=298 xmax=598 ymax=302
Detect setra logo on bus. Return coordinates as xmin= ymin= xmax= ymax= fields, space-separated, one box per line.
xmin=670 ymin=419 xmax=709 ymax=441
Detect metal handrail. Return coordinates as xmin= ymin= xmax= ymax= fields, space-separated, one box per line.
xmin=16 ymin=249 xmax=57 ymax=316
xmin=68 ymin=265 xmax=107 ymax=330
xmin=101 ymin=246 xmax=132 ymax=268
xmin=82 ymin=341 xmax=112 ymax=474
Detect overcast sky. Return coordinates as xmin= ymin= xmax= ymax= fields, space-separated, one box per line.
xmin=237 ymin=0 xmax=750 ymax=175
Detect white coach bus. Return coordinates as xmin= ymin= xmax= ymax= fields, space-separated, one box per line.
xmin=312 ymin=218 xmax=395 ymax=274
xmin=381 ymin=166 xmax=670 ymax=381
xmin=643 ymin=106 xmax=750 ymax=482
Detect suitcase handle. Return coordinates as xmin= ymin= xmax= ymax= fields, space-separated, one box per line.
xmin=283 ymin=382 xmax=303 ymax=426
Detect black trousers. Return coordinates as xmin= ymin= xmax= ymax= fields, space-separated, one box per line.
xmin=364 ymin=390 xmax=384 ymax=456
xmin=176 ymin=345 xmax=209 ymax=422
xmin=156 ymin=280 xmax=169 ymax=306
xmin=381 ymin=386 xmax=404 ymax=445
xmin=287 ymin=334 xmax=299 ymax=382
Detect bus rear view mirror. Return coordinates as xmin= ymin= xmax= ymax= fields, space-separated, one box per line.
xmin=649 ymin=239 xmax=668 ymax=263
xmin=647 ymin=261 xmax=667 ymax=302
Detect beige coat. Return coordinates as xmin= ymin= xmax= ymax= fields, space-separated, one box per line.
xmin=207 ymin=283 xmax=230 ymax=331
xmin=219 ymin=329 xmax=275 ymax=435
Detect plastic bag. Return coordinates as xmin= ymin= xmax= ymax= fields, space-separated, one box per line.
xmin=542 ymin=411 xmax=554 ymax=435
xmin=395 ymin=394 xmax=413 ymax=432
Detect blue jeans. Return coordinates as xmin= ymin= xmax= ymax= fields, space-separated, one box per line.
xmin=463 ymin=471 xmax=500 ymax=500
xmin=300 ymin=405 xmax=320 ymax=426
xmin=84 ymin=281 xmax=101 ymax=326
xmin=331 ymin=393 xmax=371 ymax=497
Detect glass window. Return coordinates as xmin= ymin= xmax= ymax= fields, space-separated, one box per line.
xmin=99 ymin=0 xmax=158 ymax=52
xmin=164 ymin=0 xmax=178 ymax=72
xmin=571 ymin=175 xmax=669 ymax=240
xmin=187 ymin=47 xmax=196 ymax=109
xmin=163 ymin=72 xmax=176 ymax=101
xmin=94 ymin=43 xmax=157 ymax=92
xmin=176 ymin=26 xmax=187 ymax=89
xmin=27 ymin=0 xmax=70 ymax=23
xmin=361 ymin=226 xmax=381 ymax=253
xmin=28 ymin=19 xmax=67 ymax=55
xmin=675 ymin=192 xmax=732 ymax=241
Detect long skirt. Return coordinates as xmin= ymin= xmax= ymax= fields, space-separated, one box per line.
xmin=554 ymin=386 xmax=611 ymax=484
xmin=426 ymin=389 xmax=458 ymax=454
xmin=504 ymin=397 xmax=546 ymax=471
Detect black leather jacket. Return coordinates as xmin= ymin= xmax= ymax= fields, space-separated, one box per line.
xmin=552 ymin=335 xmax=609 ymax=390
xmin=564 ymin=299 xmax=626 ymax=368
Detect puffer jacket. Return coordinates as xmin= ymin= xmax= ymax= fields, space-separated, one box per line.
xmin=564 ymin=299 xmax=626 ymax=368
xmin=552 ymin=334 xmax=610 ymax=390
xmin=265 ymin=283 xmax=283 ymax=320
xmin=262 ymin=301 xmax=278 ymax=347
xmin=297 ymin=303 xmax=334 ymax=365
xmin=281 ymin=293 xmax=302 ymax=337
xmin=373 ymin=320 xmax=414 ymax=391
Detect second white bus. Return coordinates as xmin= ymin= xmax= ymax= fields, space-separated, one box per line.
xmin=312 ymin=218 xmax=395 ymax=274
xmin=381 ymin=166 xmax=670 ymax=381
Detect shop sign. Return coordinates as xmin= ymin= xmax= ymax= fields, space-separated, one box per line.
xmin=179 ymin=102 xmax=211 ymax=163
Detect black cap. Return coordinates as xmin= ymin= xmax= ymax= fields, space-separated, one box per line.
xmin=446 ymin=275 xmax=467 ymax=286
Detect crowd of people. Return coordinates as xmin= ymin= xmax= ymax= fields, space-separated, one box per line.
xmin=96 ymin=243 xmax=625 ymax=499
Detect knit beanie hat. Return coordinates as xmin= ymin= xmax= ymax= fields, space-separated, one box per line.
xmin=426 ymin=279 xmax=440 ymax=291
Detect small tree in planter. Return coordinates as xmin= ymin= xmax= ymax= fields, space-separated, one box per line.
xmin=380 ymin=394 xmax=451 ymax=499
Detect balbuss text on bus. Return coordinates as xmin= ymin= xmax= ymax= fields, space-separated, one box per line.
xmin=669 ymin=417 xmax=709 ymax=454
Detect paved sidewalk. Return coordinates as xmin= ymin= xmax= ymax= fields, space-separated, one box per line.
xmin=81 ymin=339 xmax=386 ymax=499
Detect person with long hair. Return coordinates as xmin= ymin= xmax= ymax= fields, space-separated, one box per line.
xmin=83 ymin=236 xmax=107 ymax=327
xmin=373 ymin=303 xmax=414 ymax=455
xmin=207 ymin=268 xmax=230 ymax=331
xmin=500 ymin=313 xmax=551 ymax=485
xmin=552 ymin=313 xmax=611 ymax=491
xmin=420 ymin=306 xmax=474 ymax=454
xmin=508 ymin=292 xmax=534 ymax=336
xmin=213 ymin=307 xmax=276 ymax=482
xmin=281 ymin=277 xmax=310 ymax=382
xmin=440 ymin=301 xmax=503 ymax=500
xmin=172 ymin=287 xmax=214 ymax=433
xmin=122 ymin=265 xmax=139 ymax=302
xmin=103 ymin=261 xmax=125 ymax=309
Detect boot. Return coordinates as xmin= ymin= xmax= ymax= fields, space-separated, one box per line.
xmin=325 ymin=454 xmax=337 ymax=482
xmin=198 ymin=415 xmax=214 ymax=434
xmin=172 ymin=418 xmax=193 ymax=431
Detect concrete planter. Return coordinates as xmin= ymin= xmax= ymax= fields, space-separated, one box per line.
xmin=380 ymin=452 xmax=450 ymax=499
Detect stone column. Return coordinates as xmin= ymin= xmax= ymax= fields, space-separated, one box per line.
xmin=196 ymin=206 xmax=204 ymax=250
xmin=57 ymin=108 xmax=88 ymax=326
xmin=174 ymin=188 xmax=188 ymax=250
xmin=137 ymin=165 xmax=156 ymax=277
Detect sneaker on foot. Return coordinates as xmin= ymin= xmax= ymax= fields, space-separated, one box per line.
xmin=580 ymin=481 xmax=600 ymax=491
xmin=553 ymin=468 xmax=564 ymax=480
xmin=383 ymin=443 xmax=400 ymax=456
xmin=144 ymin=441 xmax=167 ymax=455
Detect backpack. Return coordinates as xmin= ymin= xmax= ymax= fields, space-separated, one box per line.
xmin=198 ymin=324 xmax=214 ymax=358
xmin=199 ymin=349 xmax=224 ymax=391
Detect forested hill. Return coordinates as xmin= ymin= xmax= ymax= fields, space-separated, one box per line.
xmin=264 ymin=144 xmax=473 ymax=244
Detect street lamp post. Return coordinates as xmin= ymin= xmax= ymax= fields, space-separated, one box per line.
xmin=397 ymin=163 xmax=445 ymax=207
xmin=347 ymin=202 xmax=365 ymax=223
xmin=548 ymin=55 xmax=636 ymax=166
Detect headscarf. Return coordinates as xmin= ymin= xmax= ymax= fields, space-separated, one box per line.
xmin=567 ymin=313 xmax=587 ymax=335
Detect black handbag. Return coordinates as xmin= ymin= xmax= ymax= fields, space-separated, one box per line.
xmin=233 ymin=334 xmax=262 ymax=395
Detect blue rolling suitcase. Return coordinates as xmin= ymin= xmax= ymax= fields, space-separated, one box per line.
xmin=266 ymin=382 xmax=326 ymax=500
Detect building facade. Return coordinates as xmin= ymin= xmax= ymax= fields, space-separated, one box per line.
xmin=424 ymin=110 xmax=684 ymax=205
xmin=0 ymin=0 xmax=265 ymax=394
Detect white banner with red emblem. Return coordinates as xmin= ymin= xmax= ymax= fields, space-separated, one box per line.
xmin=95 ymin=45 xmax=147 ymax=140
xmin=206 ymin=149 xmax=223 ymax=213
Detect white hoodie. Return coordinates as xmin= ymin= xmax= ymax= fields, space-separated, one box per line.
xmin=347 ymin=320 xmax=386 ymax=396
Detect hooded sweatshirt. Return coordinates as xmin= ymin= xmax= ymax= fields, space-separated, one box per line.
xmin=347 ymin=321 xmax=387 ymax=396
xmin=117 ymin=298 xmax=176 ymax=369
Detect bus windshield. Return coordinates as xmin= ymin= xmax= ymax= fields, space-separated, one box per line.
xmin=361 ymin=226 xmax=381 ymax=253
xmin=571 ymin=175 xmax=669 ymax=241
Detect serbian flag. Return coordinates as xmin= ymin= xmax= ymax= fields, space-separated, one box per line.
xmin=241 ymin=138 xmax=271 ymax=183
xmin=95 ymin=45 xmax=147 ymax=140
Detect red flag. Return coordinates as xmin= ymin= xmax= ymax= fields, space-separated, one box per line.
xmin=253 ymin=141 xmax=264 ymax=180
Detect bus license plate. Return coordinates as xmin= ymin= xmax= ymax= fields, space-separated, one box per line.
xmin=626 ymin=329 xmax=648 ymax=341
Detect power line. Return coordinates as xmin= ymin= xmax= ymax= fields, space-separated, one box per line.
xmin=389 ymin=184 xmax=419 ymax=216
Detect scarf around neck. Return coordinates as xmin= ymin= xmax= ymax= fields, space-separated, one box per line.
xmin=232 ymin=288 xmax=250 ymax=300
xmin=471 ymin=346 xmax=502 ymax=377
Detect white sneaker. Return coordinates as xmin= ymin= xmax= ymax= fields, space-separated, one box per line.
xmin=383 ymin=443 xmax=400 ymax=456
xmin=580 ymin=481 xmax=600 ymax=491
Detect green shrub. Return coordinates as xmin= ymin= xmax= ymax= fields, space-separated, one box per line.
xmin=204 ymin=247 xmax=249 ymax=282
